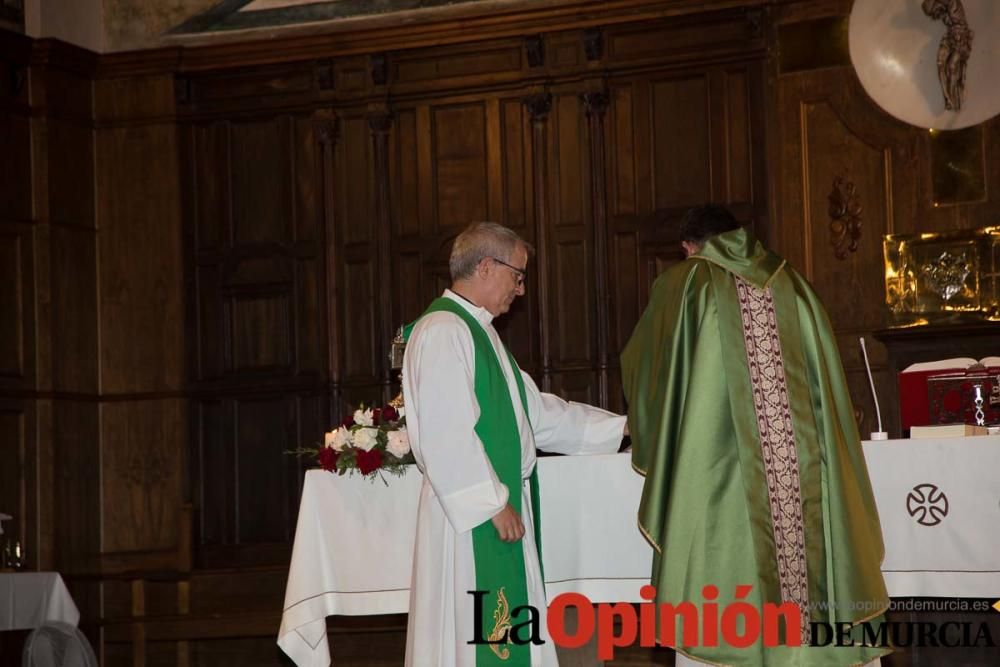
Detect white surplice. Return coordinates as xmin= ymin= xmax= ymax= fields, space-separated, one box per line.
xmin=402 ymin=290 xmax=627 ymax=667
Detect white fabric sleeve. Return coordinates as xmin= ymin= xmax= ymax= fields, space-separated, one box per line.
xmin=519 ymin=369 xmax=627 ymax=455
xmin=405 ymin=314 xmax=509 ymax=534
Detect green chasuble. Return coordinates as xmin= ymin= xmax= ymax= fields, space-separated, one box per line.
xmin=410 ymin=297 xmax=541 ymax=666
xmin=621 ymin=229 xmax=891 ymax=666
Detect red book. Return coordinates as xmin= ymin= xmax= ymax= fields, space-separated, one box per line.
xmin=899 ymin=357 xmax=1000 ymax=433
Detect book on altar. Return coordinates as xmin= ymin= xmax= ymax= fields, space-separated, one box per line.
xmin=899 ymin=357 xmax=1000 ymax=434
xmin=909 ymin=423 xmax=990 ymax=438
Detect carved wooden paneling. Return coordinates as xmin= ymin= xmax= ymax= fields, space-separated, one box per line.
xmin=235 ymin=397 xmax=296 ymax=544
xmin=337 ymin=116 xmax=372 ymax=245
xmin=394 ymin=44 xmax=521 ymax=84
xmin=51 ymin=227 xmax=98 ymax=394
xmin=341 ymin=260 xmax=377 ymax=381
xmin=502 ymin=99 xmax=529 ymax=229
xmin=0 ymin=233 xmax=23 ymax=378
xmin=228 ymin=292 xmax=292 ymax=372
xmin=651 ymin=75 xmax=710 ymax=209
xmin=292 ymin=116 xmax=322 ymax=244
xmin=232 ymin=120 xmax=292 ymax=245
xmin=433 ymin=103 xmax=489 ymax=230
xmin=548 ymin=92 xmax=593 ymax=371
xmin=193 ymin=123 xmax=230 ymax=251
xmin=97 ymin=124 xmax=184 ymax=394
xmin=53 ymin=400 xmax=100 ymax=573
xmin=47 ymin=118 xmax=95 ymax=228
xmin=101 ymin=401 xmax=183 ymax=553
xmin=799 ymin=102 xmax=890 ymax=330
xmin=548 ymin=371 xmax=597 ymax=406
xmin=724 ymin=68 xmax=753 ymax=204
xmin=0 ymin=407 xmax=24 ymax=544
xmin=0 ymin=113 xmax=32 ymax=222
xmin=196 ymin=400 xmax=230 ymax=546
xmin=395 ymin=109 xmax=421 ymax=237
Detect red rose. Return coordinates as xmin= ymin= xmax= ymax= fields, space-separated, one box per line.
xmin=372 ymin=408 xmax=382 ymax=425
xmin=382 ymin=405 xmax=399 ymax=422
xmin=340 ymin=414 xmax=355 ymax=428
xmin=356 ymin=448 xmax=383 ymax=475
xmin=318 ymin=447 xmax=339 ymax=472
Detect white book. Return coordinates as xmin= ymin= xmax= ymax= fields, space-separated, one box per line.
xmin=909 ymin=423 xmax=990 ymax=438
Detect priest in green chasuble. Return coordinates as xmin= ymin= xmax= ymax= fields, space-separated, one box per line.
xmin=402 ymin=222 xmax=627 ymax=666
xmin=621 ymin=205 xmax=892 ymax=667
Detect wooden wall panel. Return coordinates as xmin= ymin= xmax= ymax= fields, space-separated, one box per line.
xmin=97 ymin=124 xmax=184 ymax=394
xmin=196 ymin=400 xmax=231 ymax=547
xmin=610 ymin=84 xmax=637 ymax=219
xmin=51 ymin=227 xmax=98 ymax=394
xmin=229 ymin=292 xmax=292 ymax=372
xmin=0 ymin=233 xmax=23 ymax=378
xmin=341 ymin=260 xmax=376 ymax=381
xmin=338 ymin=116 xmax=371 ymax=245
xmin=0 ymin=114 xmax=32 ymax=222
xmin=47 ymin=119 xmax=95 ymax=228
xmin=232 ymin=120 xmax=292 ymax=245
xmin=53 ymin=400 xmax=100 ymax=572
xmin=501 ymin=99 xmax=528 ymax=229
xmin=651 ymin=76 xmax=710 ymax=210
xmin=0 ymin=408 xmax=24 ymax=545
xmin=101 ymin=400 xmax=183 ymax=553
xmin=432 ymin=103 xmax=489 ymax=230
xmin=292 ymin=117 xmax=321 ymax=244
xmin=724 ymin=68 xmax=752 ymax=204
xmin=193 ymin=123 xmax=230 ymax=251
xmin=800 ymin=100 xmax=890 ymax=330
xmin=235 ymin=397 xmax=295 ymax=544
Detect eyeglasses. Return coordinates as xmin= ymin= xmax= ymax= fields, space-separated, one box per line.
xmin=490 ymin=257 xmax=527 ymax=286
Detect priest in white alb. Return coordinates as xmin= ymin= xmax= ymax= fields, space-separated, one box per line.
xmin=402 ymin=222 xmax=627 ymax=666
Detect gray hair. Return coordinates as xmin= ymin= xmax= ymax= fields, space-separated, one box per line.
xmin=449 ymin=222 xmax=533 ymax=281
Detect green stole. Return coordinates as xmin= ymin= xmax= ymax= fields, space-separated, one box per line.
xmin=407 ymin=296 xmax=543 ymax=666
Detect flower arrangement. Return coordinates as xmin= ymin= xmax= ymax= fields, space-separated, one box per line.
xmin=291 ymin=401 xmax=414 ymax=483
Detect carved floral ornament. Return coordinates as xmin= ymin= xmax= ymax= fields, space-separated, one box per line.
xmin=828 ymin=176 xmax=862 ymax=260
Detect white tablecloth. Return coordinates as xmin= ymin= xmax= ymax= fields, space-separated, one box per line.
xmin=279 ymin=445 xmax=1000 ymax=666
xmin=862 ymin=436 xmax=1000 ymax=597
xmin=0 ymin=572 xmax=80 ymax=631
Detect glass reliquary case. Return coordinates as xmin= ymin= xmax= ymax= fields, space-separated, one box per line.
xmin=883 ymin=226 xmax=1000 ymax=325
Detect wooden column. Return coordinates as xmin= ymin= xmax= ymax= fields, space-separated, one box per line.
xmin=314 ymin=110 xmax=340 ymax=409
xmin=582 ymin=89 xmax=611 ymax=408
xmin=368 ymin=107 xmax=394 ymax=403
xmin=523 ymin=93 xmax=553 ymax=392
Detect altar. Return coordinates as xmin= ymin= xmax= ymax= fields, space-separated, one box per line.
xmin=278 ymin=440 xmax=1000 ymax=666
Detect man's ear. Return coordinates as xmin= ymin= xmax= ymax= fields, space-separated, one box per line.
xmin=681 ymin=241 xmax=700 ymax=257
xmin=475 ymin=256 xmax=491 ymax=279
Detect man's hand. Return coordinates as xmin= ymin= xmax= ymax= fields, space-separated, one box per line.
xmin=491 ymin=504 xmax=525 ymax=543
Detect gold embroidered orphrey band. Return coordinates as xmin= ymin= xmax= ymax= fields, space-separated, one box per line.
xmin=735 ymin=276 xmax=811 ymax=645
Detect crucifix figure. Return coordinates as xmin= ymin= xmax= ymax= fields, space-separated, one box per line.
xmin=922 ymin=0 xmax=974 ymax=111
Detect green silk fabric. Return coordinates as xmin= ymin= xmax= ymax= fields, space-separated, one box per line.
xmin=414 ymin=297 xmax=540 ymax=666
xmin=621 ymin=229 xmax=891 ymax=666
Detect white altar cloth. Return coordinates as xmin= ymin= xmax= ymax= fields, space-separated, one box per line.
xmin=279 ymin=444 xmax=1000 ymax=666
xmin=862 ymin=436 xmax=1000 ymax=598
xmin=0 ymin=572 xmax=80 ymax=631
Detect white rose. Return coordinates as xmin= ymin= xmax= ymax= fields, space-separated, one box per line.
xmin=352 ymin=427 xmax=378 ymax=452
xmin=396 ymin=406 xmax=405 ymax=418
xmin=353 ymin=408 xmax=374 ymax=427
xmin=325 ymin=427 xmax=352 ymax=452
xmin=386 ymin=429 xmax=410 ymax=458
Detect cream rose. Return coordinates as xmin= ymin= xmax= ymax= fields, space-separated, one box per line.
xmin=386 ymin=429 xmax=410 ymax=458
xmin=352 ymin=426 xmax=378 ymax=452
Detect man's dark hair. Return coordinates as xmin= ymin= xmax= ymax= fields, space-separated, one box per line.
xmin=679 ymin=204 xmax=741 ymax=244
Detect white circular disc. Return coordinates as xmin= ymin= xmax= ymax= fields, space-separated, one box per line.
xmin=849 ymin=0 xmax=1000 ymax=129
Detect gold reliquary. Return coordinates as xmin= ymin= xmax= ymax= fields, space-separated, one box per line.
xmin=883 ymin=227 xmax=1000 ymax=325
